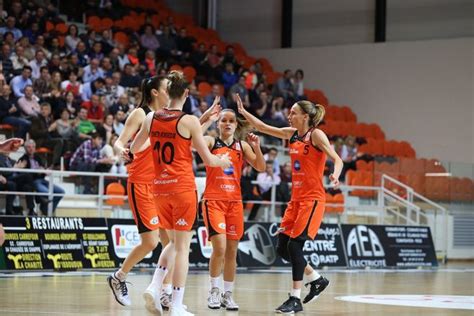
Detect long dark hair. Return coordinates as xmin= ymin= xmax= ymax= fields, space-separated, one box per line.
xmin=138 ymin=75 xmax=167 ymax=108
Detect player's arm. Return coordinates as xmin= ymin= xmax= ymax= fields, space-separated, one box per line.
xmin=130 ymin=112 xmax=152 ymax=154
xmin=242 ymin=133 xmax=265 ymax=172
xmin=203 ymin=135 xmax=215 ymax=151
xmin=312 ymin=129 xmax=343 ymax=187
xmin=113 ymin=109 xmax=144 ymax=161
xmin=185 ymin=115 xmax=231 ymax=169
xmin=200 ymin=96 xmax=221 ymax=133
xmin=236 ymin=94 xmax=294 ymax=140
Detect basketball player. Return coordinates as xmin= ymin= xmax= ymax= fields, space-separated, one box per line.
xmin=107 ymin=76 xmax=172 ymax=312
xmin=236 ymin=94 xmax=343 ymax=314
xmin=130 ymin=71 xmax=231 ymax=316
xmin=202 ymin=109 xmax=266 ymax=311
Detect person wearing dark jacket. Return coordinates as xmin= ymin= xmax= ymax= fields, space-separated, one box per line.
xmin=0 ymin=152 xmax=35 ymax=215
xmin=29 ymin=102 xmax=63 ymax=166
xmin=0 ymin=84 xmax=31 ymax=138
xmin=18 ymin=139 xmax=65 ymax=215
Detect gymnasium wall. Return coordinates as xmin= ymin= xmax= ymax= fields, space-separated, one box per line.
xmin=249 ymin=38 xmax=474 ymax=164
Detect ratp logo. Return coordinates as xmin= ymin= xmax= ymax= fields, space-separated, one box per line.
xmin=111 ymin=225 xmax=152 ymax=259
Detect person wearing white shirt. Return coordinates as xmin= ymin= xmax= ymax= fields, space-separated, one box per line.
xmin=28 ymin=50 xmax=48 ymax=80
xmin=248 ymin=160 xmax=281 ymax=220
xmin=82 ymin=58 xmax=105 ymax=83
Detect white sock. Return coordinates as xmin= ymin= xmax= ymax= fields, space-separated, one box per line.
xmin=115 ymin=269 xmax=127 ymax=281
xmin=209 ymin=276 xmax=221 ymax=290
xmin=149 ymin=266 xmax=168 ymax=290
xmin=306 ymin=270 xmax=321 ymax=283
xmin=162 ymin=283 xmax=172 ymax=295
xmin=290 ymin=288 xmax=301 ymax=299
xmin=224 ymin=281 xmax=234 ymax=293
xmin=172 ymin=286 xmax=185 ymax=308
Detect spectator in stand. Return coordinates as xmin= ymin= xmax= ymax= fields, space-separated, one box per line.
xmin=69 ymin=130 xmax=114 ymax=193
xmin=3 ymin=32 xmax=15 ymax=49
xmin=109 ymin=92 xmax=131 ymax=116
xmin=101 ymin=57 xmax=113 ymax=77
xmin=81 ymin=94 xmax=104 ymax=124
xmin=222 ymin=62 xmax=239 ymax=93
xmin=61 ymin=70 xmax=82 ymax=99
xmin=56 ymin=91 xmax=80 ymax=119
xmin=125 ymin=47 xmax=139 ymax=68
xmin=228 ymin=75 xmax=249 ymax=109
xmin=89 ymin=41 xmax=104 ymax=61
xmin=141 ymin=50 xmax=157 ymax=77
xmin=32 ymin=35 xmax=51 ymax=60
xmin=0 ymin=17 xmax=22 ymax=41
xmin=340 ymin=136 xmax=359 ymax=180
xmin=0 ymin=84 xmax=31 ymax=138
xmin=175 ymin=27 xmax=194 ymax=60
xmin=75 ymin=107 xmax=96 ymax=140
xmin=75 ymin=41 xmax=89 ymax=67
xmin=156 ymin=24 xmax=178 ymax=60
xmin=18 ymin=139 xmax=65 ymax=215
xmin=100 ymin=30 xmax=115 ymax=55
xmin=272 ymin=69 xmax=295 ymax=101
xmin=102 ymin=113 xmax=114 ymax=144
xmin=48 ymin=37 xmax=65 ymax=57
xmin=108 ymin=47 xmax=121 ymax=72
xmin=10 ymin=65 xmax=32 ymax=97
xmin=81 ymin=77 xmax=105 ymax=101
xmin=29 ymin=50 xmax=48 ymax=80
xmin=17 ymin=85 xmax=40 ymax=118
xmin=205 ymin=44 xmax=223 ymax=81
xmin=49 ymin=108 xmax=80 ymax=151
xmin=1 ymin=43 xmax=14 ymax=81
xmin=192 ymin=100 xmax=209 ymax=118
xmin=205 ymin=84 xmax=227 ymax=109
xmin=182 ymin=83 xmax=200 ymax=114
xmin=32 ymin=66 xmax=51 ymax=100
xmin=65 ymin=24 xmax=80 ymax=53
xmin=115 ymin=44 xmax=129 ymax=71
xmin=82 ymin=58 xmax=104 ymax=83
xmin=112 ymin=110 xmax=125 ymax=136
xmin=271 ymin=96 xmax=288 ymax=125
xmin=263 ymin=147 xmax=280 ymax=177
xmin=23 ymin=21 xmax=41 ymax=45
xmin=251 ymin=90 xmax=272 ymax=120
xmin=244 ymin=65 xmax=258 ymax=90
xmin=29 ymin=103 xmax=63 ymax=167
xmin=10 ymin=45 xmax=29 ymax=75
xmin=248 ymin=160 xmax=281 ymax=221
xmin=280 ymin=162 xmax=292 ymax=183
xmin=294 ymin=69 xmax=305 ymax=100
xmin=47 ymin=53 xmax=62 ymax=74
xmin=0 ymin=152 xmax=35 ymax=215
xmin=120 ymin=63 xmax=141 ymax=88
xmin=222 ymin=45 xmax=239 ymax=70
xmin=140 ymin=24 xmax=160 ymax=52
xmin=100 ymin=133 xmax=126 ymax=174
xmin=190 ymin=42 xmax=207 ymax=75
xmin=249 ymin=81 xmax=267 ymax=104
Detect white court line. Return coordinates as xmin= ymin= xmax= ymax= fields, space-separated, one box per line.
xmin=3 ymin=227 xmax=27 ymax=231
xmin=83 ymin=227 xmax=109 ymax=230
xmin=336 ymin=295 xmax=474 ymax=310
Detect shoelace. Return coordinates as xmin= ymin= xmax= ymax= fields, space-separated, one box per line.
xmin=114 ymin=280 xmax=131 ymax=296
xmin=209 ymin=290 xmax=220 ymax=303
xmin=224 ymin=293 xmax=237 ymax=307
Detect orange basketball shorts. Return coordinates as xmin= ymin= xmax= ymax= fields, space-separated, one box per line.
xmin=202 ymin=200 xmax=244 ymax=240
xmin=280 ymin=200 xmax=325 ymax=240
xmin=127 ymin=182 xmax=161 ymax=233
xmin=154 ymin=190 xmax=198 ymax=231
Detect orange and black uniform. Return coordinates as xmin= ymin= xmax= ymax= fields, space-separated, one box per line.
xmin=280 ymin=127 xmax=326 ymax=240
xmin=127 ymin=106 xmax=160 ymax=233
xmin=202 ymin=138 xmax=244 ymax=240
xmin=149 ymin=109 xmax=197 ymax=231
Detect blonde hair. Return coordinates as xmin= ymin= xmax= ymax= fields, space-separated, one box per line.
xmin=167 ymin=70 xmax=188 ymax=99
xmin=296 ymin=100 xmax=325 ymax=127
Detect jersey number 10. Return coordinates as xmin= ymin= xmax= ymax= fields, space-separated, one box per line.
xmin=154 ymin=141 xmax=175 ymax=165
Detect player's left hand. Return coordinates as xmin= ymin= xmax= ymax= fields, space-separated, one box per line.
xmin=329 ymin=174 xmax=340 ymax=188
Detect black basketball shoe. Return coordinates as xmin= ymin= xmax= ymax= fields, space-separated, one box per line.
xmin=303 ymin=276 xmax=330 ymax=304
xmin=275 ymin=295 xmax=303 ymax=314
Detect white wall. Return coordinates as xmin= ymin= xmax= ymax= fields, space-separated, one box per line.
xmin=217 ymin=0 xmax=281 ymax=50
xmin=250 ymin=38 xmax=474 ymax=164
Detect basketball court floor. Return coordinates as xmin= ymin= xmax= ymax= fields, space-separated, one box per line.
xmin=1 ymin=264 xmax=473 ymax=315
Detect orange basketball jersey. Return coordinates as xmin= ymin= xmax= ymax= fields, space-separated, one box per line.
xmin=127 ymin=106 xmax=155 ymax=184
xmin=203 ymin=138 xmax=244 ymax=201
xmin=149 ymin=109 xmax=196 ymax=194
xmin=289 ymin=128 xmax=326 ymax=201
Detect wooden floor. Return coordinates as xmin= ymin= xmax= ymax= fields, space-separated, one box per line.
xmin=0 ymin=265 xmax=473 ymax=315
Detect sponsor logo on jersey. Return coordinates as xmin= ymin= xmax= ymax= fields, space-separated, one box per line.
xmin=294 ymin=160 xmax=301 ymax=171
xmin=220 ymin=184 xmax=235 ymax=192
xmin=150 ymin=217 xmax=159 ymax=225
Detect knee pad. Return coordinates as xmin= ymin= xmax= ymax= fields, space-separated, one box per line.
xmin=276 ymin=233 xmax=291 ymax=261
xmin=288 ymin=238 xmax=307 ymax=281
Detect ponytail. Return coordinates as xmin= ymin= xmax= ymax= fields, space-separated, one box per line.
xmin=296 ymin=100 xmax=325 ymax=127
xmin=138 ymin=75 xmax=167 ymax=108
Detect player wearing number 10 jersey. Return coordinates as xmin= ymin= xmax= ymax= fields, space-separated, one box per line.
xmin=131 ymin=71 xmax=231 ymax=316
